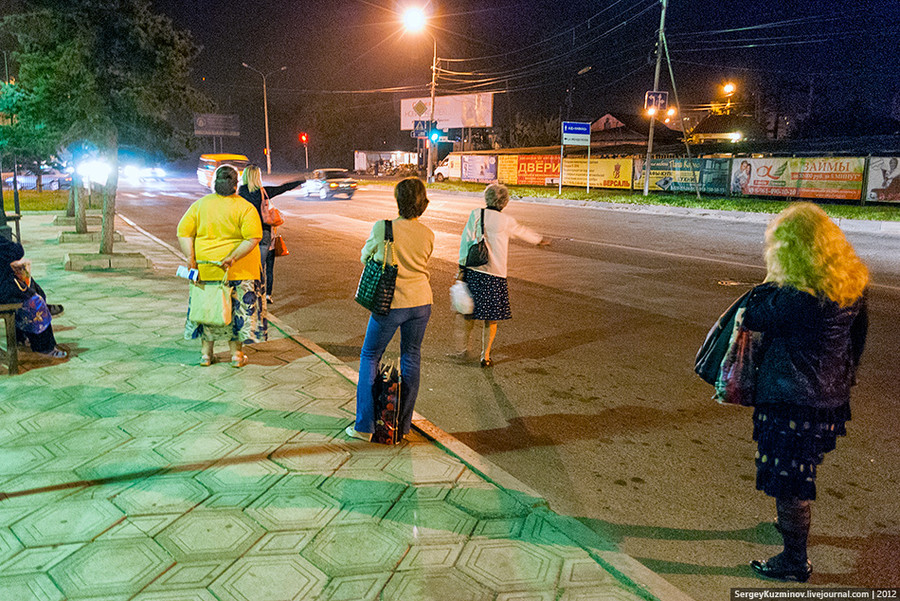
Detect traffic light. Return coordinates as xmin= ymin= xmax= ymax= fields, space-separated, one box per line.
xmin=299 ymin=132 xmax=308 ymax=145
xmin=429 ymin=129 xmax=440 ymax=143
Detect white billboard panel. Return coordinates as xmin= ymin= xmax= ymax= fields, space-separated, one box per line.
xmin=401 ymin=93 xmax=493 ymax=130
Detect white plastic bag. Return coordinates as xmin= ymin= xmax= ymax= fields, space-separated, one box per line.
xmin=449 ymin=281 xmax=474 ymax=315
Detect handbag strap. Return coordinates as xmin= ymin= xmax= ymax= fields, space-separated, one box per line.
xmin=381 ymin=220 xmax=396 ymax=269
xmin=479 ymin=208 xmax=485 ymax=239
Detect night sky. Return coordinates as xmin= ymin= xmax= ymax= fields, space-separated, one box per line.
xmin=5 ymin=0 xmax=900 ymax=167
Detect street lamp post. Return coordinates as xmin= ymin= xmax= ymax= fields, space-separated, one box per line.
xmin=403 ymin=8 xmax=439 ymax=183
xmin=242 ymin=62 xmax=286 ymax=175
xmin=642 ymin=0 xmax=668 ymax=197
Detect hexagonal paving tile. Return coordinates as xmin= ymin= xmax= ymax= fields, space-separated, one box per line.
xmin=144 ymin=559 xmax=229 ymax=591
xmin=0 ymin=527 xmax=24 ymax=563
xmin=0 ymin=543 xmax=82 ymax=575
xmin=156 ymin=510 xmax=264 ymax=561
xmin=46 ymin=427 xmax=132 ymax=458
xmin=301 ymin=523 xmax=408 ymax=577
xmin=381 ymin=568 xmax=493 ymax=601
xmin=0 ymin=445 xmax=54 ymax=476
xmin=12 ymin=499 xmax=125 ymax=546
xmin=154 ymin=432 xmax=241 ymax=463
xmin=457 ymin=539 xmax=562 ymax=592
xmin=319 ymin=573 xmax=391 ymax=601
xmin=269 ymin=441 xmax=351 ymax=474
xmin=558 ymin=557 xmax=617 ymax=587
xmin=247 ymin=531 xmax=317 ymax=556
xmin=209 ymin=555 xmax=327 ymax=601
xmin=496 ymin=592 xmax=555 ymax=601
xmin=133 ymin=590 xmax=219 ymax=601
xmin=244 ymin=388 xmax=314 ymax=411
xmin=73 ymin=448 xmax=170 ymax=481
xmin=193 ymin=458 xmax=286 ymax=492
xmin=245 ymin=487 xmax=341 ymax=531
xmin=112 ymin=476 xmax=210 ymax=515
xmin=100 ymin=514 xmax=182 ymax=540
xmin=319 ymin=470 xmax=407 ymax=505
xmin=558 ymin=587 xmax=645 ymax=601
xmin=447 ymin=486 xmax=530 ymax=519
xmin=383 ymin=501 xmax=477 ymax=543
xmin=397 ymin=542 xmax=465 ymax=571
xmin=49 ymin=538 xmax=173 ymax=598
xmin=0 ymin=573 xmax=64 ymax=601
xmin=384 ymin=450 xmax=465 ymax=485
xmin=224 ymin=418 xmax=299 ymax=444
xmin=119 ymin=412 xmax=202 ymax=437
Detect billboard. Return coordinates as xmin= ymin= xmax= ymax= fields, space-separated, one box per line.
xmin=634 ymin=158 xmax=730 ymax=194
xmin=497 ymin=155 xmax=518 ymax=184
xmin=461 ymin=155 xmax=497 ymax=183
xmin=193 ymin=113 xmax=240 ymax=137
xmin=515 ymin=155 xmax=560 ymax=186
xmin=865 ymin=156 xmax=900 ymax=203
xmin=562 ymin=158 xmax=632 ymax=189
xmin=731 ymin=157 xmax=865 ymax=201
xmin=401 ymin=93 xmax=493 ymax=130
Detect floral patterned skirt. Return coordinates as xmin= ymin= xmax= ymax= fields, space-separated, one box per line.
xmin=184 ymin=279 xmax=267 ymax=343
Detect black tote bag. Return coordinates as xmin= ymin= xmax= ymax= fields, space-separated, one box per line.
xmin=464 ymin=208 xmax=489 ymax=267
xmin=355 ymin=220 xmax=398 ymax=315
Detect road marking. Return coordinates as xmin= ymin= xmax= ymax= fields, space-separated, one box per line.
xmin=118 ymin=213 xmax=186 ymax=260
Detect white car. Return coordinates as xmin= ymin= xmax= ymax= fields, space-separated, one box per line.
xmin=299 ymin=169 xmax=358 ymax=199
xmin=4 ymin=167 xmax=72 ymax=191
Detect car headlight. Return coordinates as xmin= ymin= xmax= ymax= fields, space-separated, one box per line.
xmin=329 ymin=182 xmax=338 ymax=188
xmin=123 ymin=165 xmax=141 ymax=180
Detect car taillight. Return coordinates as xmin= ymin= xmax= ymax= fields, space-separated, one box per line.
xmin=350 ymin=183 xmax=357 ymax=188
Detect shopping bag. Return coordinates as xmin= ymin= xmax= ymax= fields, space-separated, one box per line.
xmin=188 ymin=275 xmax=232 ymax=326
xmin=714 ymin=307 xmax=763 ymax=406
xmin=449 ymin=280 xmax=474 ymax=314
xmin=371 ymin=361 xmax=402 ymax=445
xmin=273 ymin=235 xmax=289 ymax=256
xmin=355 ymin=221 xmax=397 ymax=315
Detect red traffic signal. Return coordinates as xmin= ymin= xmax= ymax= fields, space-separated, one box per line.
xmin=299 ymin=132 xmax=308 ymax=144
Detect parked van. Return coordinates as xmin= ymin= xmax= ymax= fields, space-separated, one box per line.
xmin=197 ymin=153 xmax=250 ymax=189
xmin=433 ymin=154 xmax=462 ymax=182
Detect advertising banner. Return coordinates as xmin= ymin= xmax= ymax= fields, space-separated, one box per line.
xmin=461 ymin=155 xmax=497 ymax=183
xmin=865 ymin=156 xmax=900 ymax=203
xmin=634 ymin=158 xmax=730 ymax=194
xmin=497 ymin=155 xmax=518 ymax=185
xmin=562 ymin=158 xmax=632 ymax=189
xmin=516 ymin=155 xmax=560 ymax=186
xmin=731 ymin=157 xmax=865 ymax=201
xmin=400 ymin=93 xmax=494 ymax=130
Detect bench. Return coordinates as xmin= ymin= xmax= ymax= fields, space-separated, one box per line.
xmin=3 ymin=213 xmax=22 ymax=243
xmin=0 ymin=303 xmax=21 ymax=375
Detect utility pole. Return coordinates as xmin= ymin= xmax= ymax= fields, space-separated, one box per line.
xmin=427 ymin=37 xmax=437 ymax=183
xmin=642 ymin=0 xmax=667 ymax=197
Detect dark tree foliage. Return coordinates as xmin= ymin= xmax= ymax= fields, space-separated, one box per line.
xmin=1 ymin=0 xmax=210 ymax=252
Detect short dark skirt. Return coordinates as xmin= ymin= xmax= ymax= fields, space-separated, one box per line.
xmin=753 ymin=403 xmax=850 ymax=501
xmin=465 ymin=269 xmax=512 ymax=321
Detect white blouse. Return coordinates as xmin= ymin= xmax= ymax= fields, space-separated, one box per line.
xmin=457 ymin=208 xmax=542 ymax=279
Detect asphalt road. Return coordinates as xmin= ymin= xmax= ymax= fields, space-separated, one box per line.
xmin=117 ymin=175 xmax=900 ymax=600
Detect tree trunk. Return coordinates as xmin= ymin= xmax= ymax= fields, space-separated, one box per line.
xmin=66 ymin=181 xmax=75 ymax=217
xmin=74 ymin=173 xmax=87 ymax=234
xmin=99 ymin=136 xmax=119 ymax=255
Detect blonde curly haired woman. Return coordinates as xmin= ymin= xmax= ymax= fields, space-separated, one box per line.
xmin=741 ymin=202 xmax=869 ymax=582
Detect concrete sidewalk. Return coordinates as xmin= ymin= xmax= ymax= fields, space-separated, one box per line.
xmin=0 ymin=213 xmax=693 ymax=601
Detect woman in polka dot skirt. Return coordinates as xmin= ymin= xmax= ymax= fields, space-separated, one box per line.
xmin=451 ymin=184 xmax=549 ymax=367
xmin=741 ymin=203 xmax=869 ymax=582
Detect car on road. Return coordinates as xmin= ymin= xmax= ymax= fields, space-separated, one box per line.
xmin=197 ymin=153 xmax=250 ymax=189
xmin=299 ymin=169 xmax=358 ymax=199
xmin=4 ymin=166 xmax=73 ymax=191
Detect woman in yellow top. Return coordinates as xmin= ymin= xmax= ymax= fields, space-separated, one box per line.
xmin=177 ymin=165 xmax=265 ymax=367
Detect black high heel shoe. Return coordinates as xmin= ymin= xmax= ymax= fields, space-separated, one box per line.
xmin=480 ymin=358 xmax=493 ymax=368
xmin=750 ymin=558 xmax=812 ymax=582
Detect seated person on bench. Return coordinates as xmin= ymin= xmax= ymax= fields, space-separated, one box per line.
xmin=0 ymin=237 xmax=66 ymax=358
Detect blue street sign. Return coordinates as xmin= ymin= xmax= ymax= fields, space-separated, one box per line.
xmin=644 ymin=91 xmax=669 ymax=112
xmin=561 ymin=121 xmax=591 ymax=146
xmin=413 ymin=120 xmax=429 ymax=138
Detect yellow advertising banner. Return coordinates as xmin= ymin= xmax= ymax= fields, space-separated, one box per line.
xmin=561 ymin=158 xmax=632 ymax=189
xmin=498 ymin=155 xmax=518 ymax=185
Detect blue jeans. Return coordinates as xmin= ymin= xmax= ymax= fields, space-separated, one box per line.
xmin=355 ymin=304 xmax=431 ymax=435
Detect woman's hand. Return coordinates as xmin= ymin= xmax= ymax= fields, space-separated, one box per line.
xmin=219 ymin=256 xmax=235 ymax=271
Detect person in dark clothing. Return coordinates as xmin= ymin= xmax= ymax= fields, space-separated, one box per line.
xmin=238 ymin=165 xmax=304 ymax=303
xmin=741 ymin=202 xmax=869 ymax=582
xmin=0 ymin=237 xmax=67 ymax=358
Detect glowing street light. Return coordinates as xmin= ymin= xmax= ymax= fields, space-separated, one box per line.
xmin=723 ymin=82 xmax=736 ymax=96
xmin=403 ymin=7 xmax=438 ymax=183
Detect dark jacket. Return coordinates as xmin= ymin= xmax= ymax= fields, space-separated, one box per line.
xmin=237 ymin=180 xmax=304 ymax=235
xmin=0 ymin=237 xmax=32 ymax=304
xmin=743 ymin=282 xmax=868 ymax=410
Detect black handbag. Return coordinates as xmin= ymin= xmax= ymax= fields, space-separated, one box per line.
xmin=355 ymin=220 xmax=398 ymax=315
xmin=694 ymin=290 xmax=751 ymax=385
xmin=464 ymin=208 xmax=489 ymax=267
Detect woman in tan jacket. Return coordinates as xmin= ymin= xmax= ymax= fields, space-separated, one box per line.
xmin=346 ymin=178 xmax=434 ymax=441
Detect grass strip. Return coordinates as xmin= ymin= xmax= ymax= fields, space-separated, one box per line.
xmin=3 ymin=189 xmax=70 ymax=212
